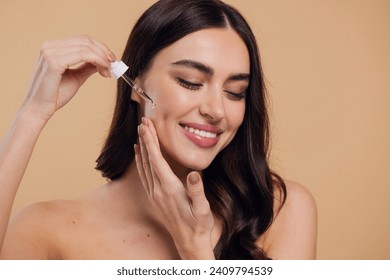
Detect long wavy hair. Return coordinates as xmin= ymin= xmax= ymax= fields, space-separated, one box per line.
xmin=96 ymin=0 xmax=286 ymax=259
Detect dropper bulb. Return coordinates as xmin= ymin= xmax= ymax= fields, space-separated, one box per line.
xmin=109 ymin=61 xmax=129 ymax=79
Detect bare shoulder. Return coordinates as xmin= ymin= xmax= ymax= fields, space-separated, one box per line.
xmin=1 ymin=199 xmax=85 ymax=259
xmin=278 ymin=180 xmax=317 ymax=214
xmin=259 ymin=180 xmax=318 ymax=259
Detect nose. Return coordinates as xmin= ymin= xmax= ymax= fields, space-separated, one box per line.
xmin=199 ymin=89 xmax=225 ymax=122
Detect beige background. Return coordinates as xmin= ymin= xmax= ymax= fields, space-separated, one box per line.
xmin=0 ymin=0 xmax=389 ymax=259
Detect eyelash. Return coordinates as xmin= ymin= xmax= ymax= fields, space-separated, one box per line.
xmin=176 ymin=78 xmax=246 ymax=101
xmin=177 ymin=78 xmax=202 ymax=90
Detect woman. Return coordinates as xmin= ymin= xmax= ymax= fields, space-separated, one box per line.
xmin=0 ymin=0 xmax=317 ymax=259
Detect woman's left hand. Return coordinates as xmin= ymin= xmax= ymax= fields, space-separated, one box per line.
xmin=134 ymin=117 xmax=215 ymax=259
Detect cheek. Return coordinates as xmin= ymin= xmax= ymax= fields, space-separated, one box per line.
xmin=142 ymin=80 xmax=173 ymax=120
xmin=142 ymin=87 xmax=193 ymax=145
xmin=227 ymin=102 xmax=246 ymax=130
xmin=144 ymin=80 xmax=195 ymax=120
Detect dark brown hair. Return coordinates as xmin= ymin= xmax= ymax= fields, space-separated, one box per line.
xmin=96 ymin=0 xmax=286 ymax=259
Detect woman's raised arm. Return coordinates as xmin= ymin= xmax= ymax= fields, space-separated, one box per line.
xmin=0 ymin=35 xmax=115 ymax=255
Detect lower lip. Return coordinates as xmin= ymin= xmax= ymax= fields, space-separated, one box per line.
xmin=181 ymin=126 xmax=220 ymax=148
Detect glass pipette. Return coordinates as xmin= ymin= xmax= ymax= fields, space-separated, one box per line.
xmin=109 ymin=61 xmax=156 ymax=108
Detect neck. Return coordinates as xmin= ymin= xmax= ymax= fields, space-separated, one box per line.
xmin=117 ymin=161 xmax=149 ymax=204
xmin=160 ymin=150 xmax=195 ymax=184
xmin=116 ymin=159 xmax=193 ymax=210
xmin=113 ymin=160 xmax=222 ymax=251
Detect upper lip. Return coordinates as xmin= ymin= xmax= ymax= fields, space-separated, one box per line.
xmin=180 ymin=122 xmax=224 ymax=134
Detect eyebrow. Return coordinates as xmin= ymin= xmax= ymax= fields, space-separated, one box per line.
xmin=228 ymin=73 xmax=250 ymax=81
xmin=171 ymin=59 xmax=213 ymax=76
xmin=171 ymin=59 xmax=250 ymax=82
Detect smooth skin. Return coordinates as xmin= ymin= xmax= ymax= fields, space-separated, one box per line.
xmin=0 ymin=30 xmax=317 ymax=259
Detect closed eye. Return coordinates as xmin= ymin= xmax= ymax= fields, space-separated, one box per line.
xmin=177 ymin=77 xmax=246 ymax=100
xmin=224 ymin=90 xmax=246 ymax=101
xmin=176 ymin=78 xmax=202 ymax=90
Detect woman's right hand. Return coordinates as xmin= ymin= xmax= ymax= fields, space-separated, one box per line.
xmin=21 ymin=35 xmax=116 ymax=122
xmin=0 ymin=35 xmax=116 ymax=256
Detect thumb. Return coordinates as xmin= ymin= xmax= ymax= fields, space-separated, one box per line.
xmin=73 ymin=63 xmax=99 ymax=86
xmin=186 ymin=172 xmax=210 ymax=217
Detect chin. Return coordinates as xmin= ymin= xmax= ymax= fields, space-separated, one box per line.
xmin=180 ymin=155 xmax=215 ymax=170
xmin=184 ymin=161 xmax=212 ymax=171
xmin=164 ymin=150 xmax=216 ymax=173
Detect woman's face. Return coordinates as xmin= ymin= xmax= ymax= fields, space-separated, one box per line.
xmin=136 ymin=28 xmax=250 ymax=172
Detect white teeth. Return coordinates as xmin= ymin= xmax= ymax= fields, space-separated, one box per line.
xmin=183 ymin=125 xmax=217 ymax=138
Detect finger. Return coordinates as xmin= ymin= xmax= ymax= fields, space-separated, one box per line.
xmin=138 ymin=124 xmax=155 ymax=191
xmin=134 ymin=144 xmax=151 ymax=196
xmin=72 ymin=63 xmax=98 ymax=86
xmin=42 ymin=35 xmax=116 ymax=62
xmin=40 ymin=42 xmax=112 ymax=77
xmin=140 ymin=120 xmax=177 ymax=185
xmin=141 ymin=118 xmax=164 ymax=187
xmin=142 ymin=117 xmax=160 ymax=148
xmin=186 ymin=172 xmax=211 ymax=219
xmin=89 ymin=37 xmax=117 ymax=62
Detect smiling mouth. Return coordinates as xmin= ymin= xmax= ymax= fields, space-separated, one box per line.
xmin=182 ymin=125 xmax=217 ymax=139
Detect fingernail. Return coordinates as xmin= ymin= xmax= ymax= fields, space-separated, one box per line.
xmin=189 ymin=172 xmax=200 ymax=185
xmin=142 ymin=117 xmax=148 ymax=126
xmin=138 ymin=124 xmax=146 ymax=136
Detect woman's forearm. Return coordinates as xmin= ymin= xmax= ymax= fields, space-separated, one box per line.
xmin=0 ymin=107 xmax=47 ymax=253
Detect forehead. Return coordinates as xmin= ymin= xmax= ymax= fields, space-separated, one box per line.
xmin=152 ymin=28 xmax=250 ymax=74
